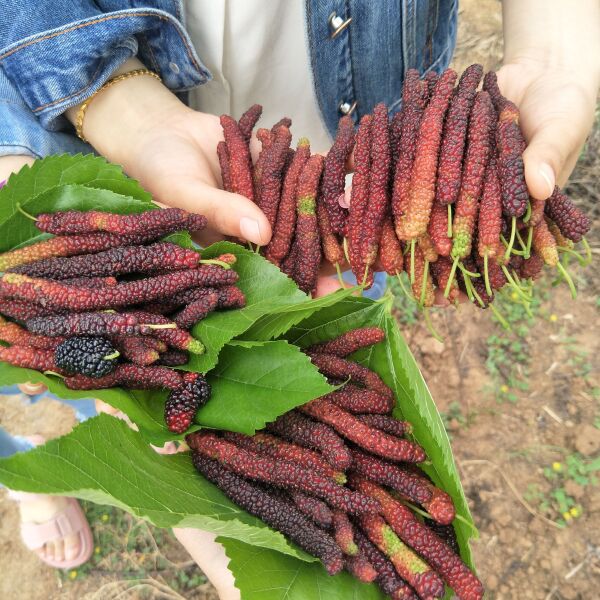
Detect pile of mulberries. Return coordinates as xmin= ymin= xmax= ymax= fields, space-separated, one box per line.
xmin=188 ymin=326 xmax=484 ymax=599
xmin=0 ymin=207 xmax=246 ymax=433
xmin=219 ymin=66 xmax=591 ymax=313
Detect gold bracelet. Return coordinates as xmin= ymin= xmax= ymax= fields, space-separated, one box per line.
xmin=75 ymin=68 xmax=162 ymax=142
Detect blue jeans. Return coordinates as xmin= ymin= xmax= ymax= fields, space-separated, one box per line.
xmin=0 ymin=386 xmax=97 ymax=459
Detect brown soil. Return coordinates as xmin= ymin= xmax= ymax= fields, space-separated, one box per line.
xmin=1 ymin=0 xmax=599 ymax=598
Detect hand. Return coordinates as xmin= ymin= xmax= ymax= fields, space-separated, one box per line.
xmin=68 ymin=60 xmax=270 ymax=247
xmin=496 ymin=60 xmax=599 ymax=200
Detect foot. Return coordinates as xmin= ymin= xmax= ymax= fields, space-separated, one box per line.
xmin=18 ymin=495 xmax=85 ymax=564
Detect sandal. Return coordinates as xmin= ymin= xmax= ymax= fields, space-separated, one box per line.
xmin=8 ymin=491 xmax=93 ymax=569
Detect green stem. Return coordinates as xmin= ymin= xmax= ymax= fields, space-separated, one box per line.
xmin=409 ymin=239 xmax=416 ymax=284
xmin=457 ymin=263 xmax=481 ymax=278
xmin=447 ymin=204 xmax=453 ymax=238
xmin=143 ymin=323 xmax=177 ymax=330
xmin=43 ymin=370 xmax=64 ymax=379
xmin=501 ymin=265 xmax=531 ymax=302
xmin=423 ymin=307 xmax=444 ymax=343
xmin=103 ymin=351 xmax=120 ymax=360
xmin=419 ymin=260 xmax=430 ymax=307
xmin=361 ymin=263 xmax=370 ymax=288
xmin=556 ymin=261 xmax=577 ymax=299
xmin=342 ymin=237 xmax=351 ymax=264
xmin=199 ymin=259 xmax=232 ymax=269
xmin=557 ymin=246 xmax=586 ymax=266
xmin=501 ymin=235 xmax=526 ymax=256
xmin=503 ymin=216 xmax=517 ymax=261
xmin=483 ymin=253 xmax=493 ymax=297
xmin=395 ymin=271 xmax=413 ymax=302
xmin=515 ymin=228 xmax=528 ymax=256
xmin=16 ymin=203 xmax=38 ymax=222
xmin=581 ymin=238 xmax=592 ymax=266
xmin=489 ymin=303 xmax=510 ymax=330
xmin=523 ymin=200 xmax=532 ymax=223
xmin=335 ymin=262 xmax=345 ymax=288
xmin=462 ymin=272 xmax=475 ymax=303
xmin=525 ymin=226 xmax=533 ymax=259
xmin=443 ymin=256 xmax=460 ymax=298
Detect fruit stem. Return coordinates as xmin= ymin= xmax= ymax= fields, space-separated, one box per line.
xmin=503 ymin=216 xmax=517 ymax=261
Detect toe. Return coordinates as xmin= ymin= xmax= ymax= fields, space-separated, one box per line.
xmin=64 ymin=534 xmax=81 ymax=561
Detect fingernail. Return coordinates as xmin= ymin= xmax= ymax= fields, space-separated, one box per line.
xmin=539 ymin=163 xmax=555 ymax=198
xmin=239 ymin=217 xmax=262 ymax=244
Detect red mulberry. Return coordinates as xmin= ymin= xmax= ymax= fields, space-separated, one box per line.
xmin=187 ymin=431 xmax=380 ymax=515
xmin=65 ymin=364 xmax=184 ymax=391
xmin=237 ymin=104 xmax=263 ymax=141
xmin=355 ymin=414 xmax=411 ymax=437
xmin=173 ymin=291 xmax=219 ymax=329
xmin=290 ymin=491 xmax=334 ymax=528
xmin=308 ymin=327 xmax=385 ymax=357
xmin=332 ymin=509 xmax=358 ymax=555
xmin=0 ymin=345 xmax=62 ymax=373
xmin=350 ymin=450 xmax=455 ymax=524
xmin=10 ymin=242 xmax=200 ymax=279
xmin=401 ymin=68 xmax=457 ymax=240
xmin=164 ymin=372 xmax=211 ymax=433
xmin=26 ymin=312 xmax=141 ymax=337
xmin=379 ymin=216 xmax=405 ymax=275
xmin=295 ymin=154 xmax=324 ymax=294
xmin=265 ymin=138 xmax=311 ymax=264
xmin=345 ymin=553 xmax=378 ymax=583
xmin=436 ymin=64 xmax=484 ymax=206
xmin=545 ymin=187 xmax=591 ymax=243
xmin=220 ymin=115 xmax=254 ymax=202
xmin=323 ymin=385 xmax=394 ymax=415
xmin=114 ymin=335 xmax=160 ymax=365
xmin=0 ymin=316 xmax=63 ymax=349
xmin=322 ymin=116 xmax=355 ymax=235
xmin=300 ymin=398 xmax=426 ymax=463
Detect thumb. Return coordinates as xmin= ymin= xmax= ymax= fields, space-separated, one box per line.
xmin=521 ymin=121 xmax=572 ymax=200
xmin=165 ymin=178 xmax=272 ymax=246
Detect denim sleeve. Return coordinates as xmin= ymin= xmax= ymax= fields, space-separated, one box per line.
xmin=0 ymin=1 xmax=209 ymax=131
xmin=0 ymin=66 xmax=92 ymax=158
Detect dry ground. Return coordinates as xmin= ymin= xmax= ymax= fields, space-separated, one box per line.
xmin=1 ymin=0 xmax=599 ymax=598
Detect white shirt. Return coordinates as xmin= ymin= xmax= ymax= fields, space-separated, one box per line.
xmin=185 ymin=0 xmax=332 ymax=153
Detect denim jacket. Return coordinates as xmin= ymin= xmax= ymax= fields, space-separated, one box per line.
xmin=0 ymin=0 xmax=456 ymax=158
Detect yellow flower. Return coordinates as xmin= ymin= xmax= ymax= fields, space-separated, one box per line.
xmin=95 ymin=546 xmax=101 ymax=554
xmin=552 ymin=462 xmax=562 ymax=472
xmin=69 ymin=570 xmax=78 ymax=580
xmin=549 ymin=314 xmax=558 ymax=322
xmin=101 ymin=514 xmax=109 ymax=522
xmin=500 ymin=384 xmax=509 ymax=394
xmin=510 ymin=292 xmax=519 ymax=301
xmin=569 ymin=506 xmax=581 ymax=518
xmin=563 ymin=511 xmax=572 ymax=521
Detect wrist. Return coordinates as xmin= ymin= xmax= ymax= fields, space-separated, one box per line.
xmin=65 ymin=59 xmax=191 ymax=170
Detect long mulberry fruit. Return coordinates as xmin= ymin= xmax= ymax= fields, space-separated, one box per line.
xmin=62 ymin=276 xmax=118 ymax=288
xmin=300 ymin=398 xmax=426 ymax=462
xmin=477 ymin=155 xmax=503 ymax=261
xmin=55 ymin=336 xmax=119 ymax=377
xmin=220 ymin=115 xmax=254 ymax=201
xmin=401 ymin=68 xmax=457 ymax=240
xmin=34 ymin=208 xmax=205 ymax=237
xmin=157 ymin=349 xmax=189 ymax=367
xmin=322 ymin=116 xmax=354 ymax=235
xmin=317 ymin=193 xmax=345 ymax=268
xmin=26 ymin=312 xmax=141 ymax=337
xmin=379 ymin=216 xmax=405 ymax=275
xmin=356 ymin=414 xmax=411 ymax=437
xmin=0 ymin=316 xmax=63 ymax=350
xmin=451 ymin=91 xmax=495 ymax=260
xmin=308 ymin=327 xmax=385 ymax=357
xmin=266 ymin=410 xmax=352 ymax=471
xmin=347 ymin=115 xmax=373 ymax=284
xmin=0 ymin=267 xmax=238 ymax=312
xmin=265 ymin=138 xmax=311 ymax=264
xmin=10 ymin=242 xmax=200 ymax=279
xmin=173 ymin=291 xmax=219 ymax=329
xmin=483 ymin=71 xmax=528 ymax=217
xmin=0 ymin=299 xmax=57 ymax=322
xmin=114 ymin=336 xmax=160 ymax=365
xmin=436 ymin=64 xmax=483 ymax=206
xmin=350 ymin=450 xmax=455 ymax=524
xmin=164 ymin=372 xmax=211 ymax=433
xmin=65 ymin=364 xmax=184 ymax=391
xmin=0 ymin=345 xmax=62 ymax=373
xmin=217 ymin=141 xmax=232 ymax=192
xmin=363 ymin=103 xmax=391 ymax=268
xmin=332 ymin=510 xmax=358 ymax=555
xmin=187 ymin=431 xmax=380 ymax=515
xmin=324 ymin=385 xmax=394 ymax=415
xmin=237 ymin=104 xmax=262 ymax=141
xmin=392 ymin=70 xmax=428 ymax=236
xmin=129 ymin=311 xmax=205 ymax=354
xmin=345 ymin=553 xmax=378 ymax=583
xmin=307 ymin=352 xmax=393 ymax=400
xmin=192 ymin=454 xmax=344 ymax=575
xmin=545 ymin=187 xmax=591 ymax=243
xmin=295 ymin=154 xmax=324 ymax=294
xmin=222 ymin=431 xmax=346 ymax=484
xmin=355 ymin=477 xmax=484 ymax=600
